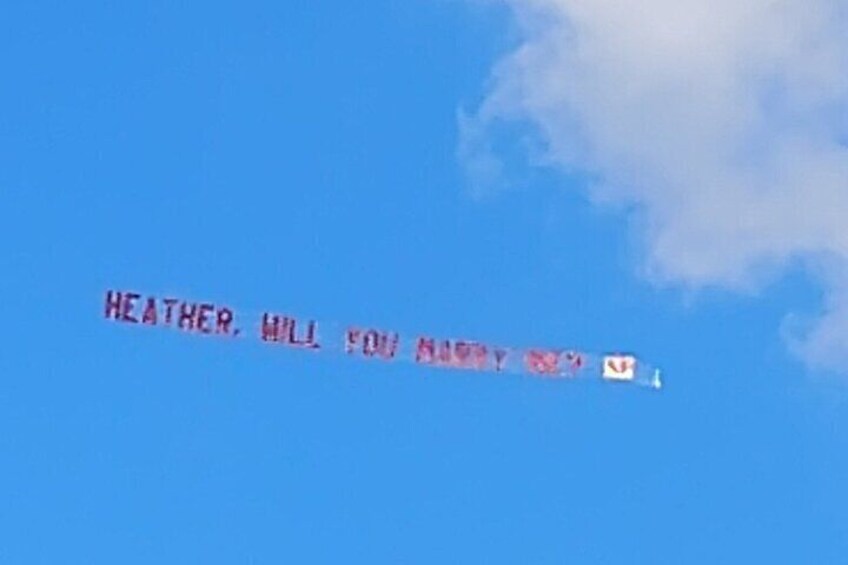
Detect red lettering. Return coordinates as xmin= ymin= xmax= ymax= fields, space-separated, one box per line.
xmin=104 ymin=291 xmax=122 ymax=320
xmin=473 ymin=343 xmax=488 ymax=369
xmin=121 ymin=293 xmax=139 ymax=323
xmin=525 ymin=349 xmax=560 ymax=375
xmin=306 ymin=321 xmax=320 ymax=348
xmin=347 ymin=328 xmax=399 ymax=359
xmin=436 ymin=340 xmax=452 ymax=364
xmin=261 ymin=314 xmax=310 ymax=346
xmin=216 ymin=308 xmax=234 ymax=334
xmin=454 ymin=341 xmax=488 ymax=370
xmin=261 ymin=313 xmax=280 ymax=342
xmin=346 ymin=327 xmax=362 ymax=353
xmin=363 ymin=330 xmax=380 ymax=356
xmin=562 ymin=351 xmax=584 ymax=373
xmin=196 ymin=303 xmax=213 ymax=334
xmin=494 ymin=349 xmax=508 ymax=371
xmin=141 ymin=297 xmax=158 ymax=325
xmin=416 ymin=337 xmax=490 ymax=368
xmin=454 ymin=341 xmax=471 ymax=365
xmin=416 ymin=337 xmax=435 ymax=364
xmin=291 ymin=320 xmax=320 ymax=349
xmin=380 ymin=333 xmax=399 ymax=360
xmin=163 ymin=298 xmax=178 ymax=325
xmin=281 ymin=317 xmax=295 ymax=343
xmin=178 ymin=302 xmax=196 ymax=331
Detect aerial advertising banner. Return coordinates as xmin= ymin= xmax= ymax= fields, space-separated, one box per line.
xmin=103 ymin=290 xmax=662 ymax=390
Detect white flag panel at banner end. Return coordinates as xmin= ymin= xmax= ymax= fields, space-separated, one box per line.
xmin=602 ymin=355 xmax=636 ymax=381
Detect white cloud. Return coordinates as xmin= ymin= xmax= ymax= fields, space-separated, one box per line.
xmin=464 ymin=0 xmax=848 ymax=373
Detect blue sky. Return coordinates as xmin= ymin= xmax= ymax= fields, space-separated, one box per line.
xmin=2 ymin=1 xmax=848 ymax=562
